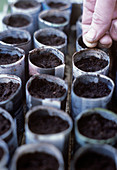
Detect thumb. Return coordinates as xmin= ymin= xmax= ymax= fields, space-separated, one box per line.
xmin=110 ymin=19 xmax=117 ymax=41
xmin=84 ymin=0 xmax=116 ymax=43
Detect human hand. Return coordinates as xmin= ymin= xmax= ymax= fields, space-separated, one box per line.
xmin=82 ymin=0 xmax=117 ymax=48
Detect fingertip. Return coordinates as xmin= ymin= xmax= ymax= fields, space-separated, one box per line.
xmin=98 ymin=34 xmax=112 ymax=48
xmin=83 ymin=35 xmax=97 ymax=48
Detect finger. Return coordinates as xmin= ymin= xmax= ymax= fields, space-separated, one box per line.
xmin=84 ymin=0 xmax=116 ymax=43
xmin=110 ymin=19 xmax=117 ymax=41
xmin=82 ymin=0 xmax=96 ymax=34
xmin=83 ymin=36 xmax=98 ymax=48
xmin=98 ymin=34 xmax=112 ymax=48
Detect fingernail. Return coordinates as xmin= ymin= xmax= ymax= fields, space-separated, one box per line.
xmin=85 ymin=28 xmax=97 ymax=42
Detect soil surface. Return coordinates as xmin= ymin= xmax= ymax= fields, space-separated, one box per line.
xmin=78 ymin=36 xmax=88 ymax=48
xmin=78 ymin=113 xmax=117 ymax=139
xmin=0 ymin=147 xmax=4 ymax=161
xmin=14 ymin=1 xmax=38 ymax=9
xmin=36 ymin=34 xmax=65 ymax=46
xmin=28 ymin=77 xmax=66 ymax=99
xmin=48 ymin=2 xmax=66 ymax=8
xmin=0 ymin=53 xmax=21 ymax=65
xmin=17 ymin=152 xmax=59 ymax=170
xmin=0 ymin=82 xmax=20 ymax=102
xmin=0 ymin=114 xmax=11 ymax=135
xmin=74 ymin=81 xmax=111 ymax=98
xmin=75 ymin=56 xmax=108 ymax=72
xmin=2 ymin=36 xmax=28 ymax=44
xmin=75 ymin=151 xmax=116 ymax=170
xmin=29 ymin=113 xmax=69 ymax=134
xmin=43 ymin=16 xmax=67 ymax=24
xmin=30 ymin=51 xmax=62 ymax=68
xmin=7 ymin=16 xmax=30 ymax=27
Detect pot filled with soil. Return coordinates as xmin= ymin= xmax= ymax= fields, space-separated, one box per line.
xmin=2 ymin=13 xmax=34 ymax=36
xmin=72 ymin=49 xmax=110 ymax=78
xmin=0 ymin=30 xmax=31 ymax=55
xmin=0 ymin=107 xmax=17 ymax=155
xmin=71 ymin=73 xmax=114 ymax=118
xmin=75 ymin=108 xmax=117 ymax=146
xmin=26 ymin=74 xmax=68 ymax=110
xmin=28 ymin=46 xmax=65 ymax=78
xmin=34 ymin=28 xmax=67 ymax=54
xmin=42 ymin=0 xmax=72 ymax=20
xmin=0 ymin=43 xmax=25 ymax=84
xmin=76 ymin=34 xmax=110 ymax=54
xmin=71 ymin=144 xmax=117 ymax=170
xmin=0 ymin=74 xmax=23 ymax=138
xmin=0 ymin=139 xmax=9 ymax=169
xmin=25 ymin=105 xmax=72 ymax=155
xmin=10 ymin=143 xmax=64 ymax=170
xmin=38 ymin=9 xmax=69 ymax=35
xmin=11 ymin=0 xmax=41 ymax=30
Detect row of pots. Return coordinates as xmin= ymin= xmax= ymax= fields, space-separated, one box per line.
xmin=1 ymin=105 xmax=117 ymax=169
xmin=73 ymin=9 xmax=117 ymax=170
xmin=2 ymin=1 xmax=71 ymax=36
xmin=0 ymin=42 xmax=114 ymax=119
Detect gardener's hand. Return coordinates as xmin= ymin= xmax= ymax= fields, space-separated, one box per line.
xmin=82 ymin=0 xmax=117 ymax=48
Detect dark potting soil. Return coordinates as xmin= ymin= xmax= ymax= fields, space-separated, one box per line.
xmin=48 ymin=2 xmax=66 ymax=8
xmin=75 ymin=56 xmax=108 ymax=72
xmin=28 ymin=77 xmax=66 ymax=99
xmin=30 ymin=51 xmax=62 ymax=68
xmin=7 ymin=16 xmax=30 ymax=27
xmin=78 ymin=36 xmax=88 ymax=48
xmin=0 ymin=53 xmax=21 ymax=65
xmin=43 ymin=16 xmax=67 ymax=24
xmin=74 ymin=81 xmax=111 ymax=98
xmin=0 ymin=147 xmax=4 ymax=161
xmin=0 ymin=82 xmax=20 ymax=102
xmin=29 ymin=113 xmax=69 ymax=134
xmin=14 ymin=1 xmax=38 ymax=9
xmin=0 ymin=114 xmax=11 ymax=135
xmin=36 ymin=34 xmax=65 ymax=46
xmin=78 ymin=114 xmax=117 ymax=139
xmin=2 ymin=36 xmax=28 ymax=44
xmin=75 ymin=151 xmax=116 ymax=170
xmin=17 ymin=152 xmax=59 ymax=170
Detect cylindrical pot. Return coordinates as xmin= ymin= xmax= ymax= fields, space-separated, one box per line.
xmin=34 ymin=28 xmax=67 ymax=54
xmin=0 ymin=43 xmax=25 ymax=84
xmin=42 ymin=0 xmax=72 ymax=20
xmin=0 ymin=139 xmax=9 ymax=168
xmin=72 ymin=48 xmax=110 ymax=78
xmin=2 ymin=13 xmax=34 ymax=36
xmin=0 ymin=30 xmax=32 ymax=55
xmin=25 ymin=105 xmax=73 ymax=155
xmin=76 ymin=15 xmax=82 ymax=38
xmin=26 ymin=74 xmax=68 ymax=110
xmin=38 ymin=9 xmax=69 ymax=35
xmin=0 ymin=74 xmax=23 ymax=136
xmin=76 ymin=34 xmax=110 ymax=54
xmin=28 ymin=46 xmax=65 ymax=78
xmin=71 ymin=144 xmax=117 ymax=170
xmin=71 ymin=73 xmax=115 ymax=118
xmin=0 ymin=107 xmax=17 ymax=155
xmin=75 ymin=108 xmax=117 ymax=146
xmin=11 ymin=0 xmax=41 ymax=31
xmin=10 ymin=143 xmax=64 ymax=170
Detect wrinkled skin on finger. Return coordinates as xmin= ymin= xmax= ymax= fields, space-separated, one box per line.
xmin=82 ymin=0 xmax=117 ymax=48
